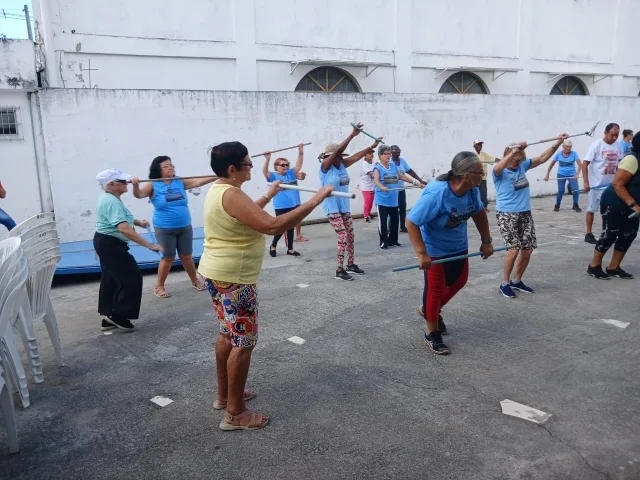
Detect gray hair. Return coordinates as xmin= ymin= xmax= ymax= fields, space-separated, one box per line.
xmin=436 ymin=151 xmax=481 ymax=181
xmin=378 ymin=145 xmax=391 ymax=156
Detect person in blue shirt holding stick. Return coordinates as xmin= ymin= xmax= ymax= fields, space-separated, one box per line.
xmin=406 ymin=152 xmax=494 ymax=355
xmin=262 ymin=144 xmax=307 ymax=257
xmin=494 ymin=133 xmax=568 ymax=299
xmin=374 ymin=145 xmax=423 ymax=249
xmin=390 ymin=145 xmax=427 ymax=232
xmin=543 ymin=139 xmax=583 ymax=212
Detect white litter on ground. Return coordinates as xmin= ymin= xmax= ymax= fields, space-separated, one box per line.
xmin=600 ymin=319 xmax=630 ymax=329
xmin=103 ymin=332 xmax=113 ymax=336
xmin=296 ymin=283 xmax=309 ymax=288
xmin=500 ymin=399 xmax=551 ymax=424
xmin=150 ymin=395 xmax=173 ymax=407
xmin=287 ymin=336 xmax=306 ymax=345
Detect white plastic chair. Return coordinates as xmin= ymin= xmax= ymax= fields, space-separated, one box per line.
xmin=22 ymin=230 xmax=59 ymax=252
xmin=8 ymin=213 xmax=56 ymax=239
xmin=0 ymin=362 xmax=19 ymax=453
xmin=0 ymin=252 xmax=31 ymax=409
xmin=10 ymin=222 xmax=57 ymax=244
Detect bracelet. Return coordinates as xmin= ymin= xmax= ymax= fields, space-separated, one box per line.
xmin=261 ymin=194 xmax=271 ymax=202
xmin=481 ymin=237 xmax=493 ymax=244
xmin=629 ymin=203 xmax=637 ymax=209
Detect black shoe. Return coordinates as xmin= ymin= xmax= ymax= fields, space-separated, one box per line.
xmin=605 ymin=267 xmax=634 ymax=279
xmin=286 ymin=250 xmax=301 ymax=256
xmin=572 ymin=204 xmax=582 ymax=212
xmin=587 ymin=265 xmax=610 ymax=280
xmin=365 ymin=216 xmax=371 ymax=223
xmin=389 ymin=242 xmax=402 ymax=247
xmin=346 ymin=264 xmax=365 ymax=275
xmin=400 ymin=227 xmax=408 ymax=233
xmin=380 ymin=242 xmax=388 ymax=250
xmin=335 ymin=269 xmax=354 ymax=281
xmin=424 ymin=331 xmax=450 ymax=355
xmin=105 ymin=316 xmax=135 ymax=330
xmin=101 ymin=319 xmax=117 ymax=331
xmin=584 ymin=233 xmax=597 ymax=244
xmin=553 ymin=204 xmax=560 ymax=212
xmin=269 ymin=246 xmax=277 ymax=257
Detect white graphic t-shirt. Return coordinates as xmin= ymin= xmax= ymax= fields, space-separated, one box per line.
xmin=584 ymin=139 xmax=624 ymax=188
xmin=360 ymin=160 xmax=375 ymax=191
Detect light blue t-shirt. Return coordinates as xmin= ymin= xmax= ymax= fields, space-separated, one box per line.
xmin=553 ymin=150 xmax=579 ymax=178
xmin=493 ymin=159 xmax=533 ymax=213
xmin=269 ymin=169 xmax=301 ymax=210
xmin=150 ymin=179 xmax=191 ymax=229
xmin=374 ymin=162 xmax=400 ymax=207
xmin=95 ymin=192 xmax=135 ymax=243
xmin=393 ymin=157 xmax=412 ymax=188
xmin=319 ymin=163 xmax=350 ymax=214
xmin=407 ymin=180 xmax=483 ymax=257
xmin=620 ymin=140 xmax=632 ymax=155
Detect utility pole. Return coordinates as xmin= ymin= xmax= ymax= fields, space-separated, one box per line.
xmin=24 ymin=4 xmax=33 ymax=41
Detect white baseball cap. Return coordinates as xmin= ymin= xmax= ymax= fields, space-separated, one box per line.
xmin=96 ymin=168 xmax=132 ymax=186
xmin=473 ymin=139 xmax=484 ymax=146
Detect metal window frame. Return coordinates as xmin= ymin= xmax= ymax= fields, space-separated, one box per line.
xmin=438 ymin=71 xmax=490 ymax=94
xmin=0 ymin=106 xmax=24 ymax=141
xmin=294 ymin=66 xmax=361 ymax=93
xmin=434 ymin=67 xmax=522 ymax=81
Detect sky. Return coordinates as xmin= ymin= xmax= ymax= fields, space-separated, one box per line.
xmin=0 ymin=0 xmax=34 ymax=39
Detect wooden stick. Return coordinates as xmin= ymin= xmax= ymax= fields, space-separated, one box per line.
xmin=537 ymin=177 xmax=581 ymax=181
xmin=350 ymin=123 xmax=386 ymax=144
xmin=267 ymin=183 xmax=355 ymax=199
xmin=251 ymin=143 xmax=312 ymax=158
xmin=508 ymin=122 xmax=600 ymax=149
xmin=392 ymin=246 xmax=511 ymax=272
xmin=388 ymin=185 xmax=423 ymax=191
xmin=132 ymin=175 xmax=218 ymax=184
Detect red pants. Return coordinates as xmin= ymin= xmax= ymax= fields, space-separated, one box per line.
xmin=361 ymin=190 xmax=374 ymax=218
xmin=422 ymin=252 xmax=469 ymax=322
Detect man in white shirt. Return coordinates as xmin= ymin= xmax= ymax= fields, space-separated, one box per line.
xmin=582 ymin=123 xmax=624 ymax=244
xmin=360 ymin=151 xmax=375 ymax=223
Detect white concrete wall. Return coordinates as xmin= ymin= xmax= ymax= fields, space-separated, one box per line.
xmin=38 ymin=89 xmax=640 ymax=244
xmin=33 ymin=0 xmax=640 ymax=95
xmin=0 ymin=39 xmax=37 ymax=90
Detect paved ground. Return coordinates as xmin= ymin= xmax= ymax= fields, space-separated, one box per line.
xmin=1 ymin=196 xmax=639 ymax=480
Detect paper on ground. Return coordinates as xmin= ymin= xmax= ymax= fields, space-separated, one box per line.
xmin=601 ymin=319 xmax=630 ymax=329
xmin=296 ymin=283 xmax=309 ymax=289
xmin=287 ymin=336 xmax=306 ymax=345
xmin=103 ymin=332 xmax=113 ymax=336
xmin=150 ymin=395 xmax=173 ymax=407
xmin=500 ymin=399 xmax=551 ymax=424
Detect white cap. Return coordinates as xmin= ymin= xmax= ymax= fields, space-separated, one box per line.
xmin=96 ymin=168 xmax=132 ymax=186
xmin=473 ymin=139 xmax=484 ymax=146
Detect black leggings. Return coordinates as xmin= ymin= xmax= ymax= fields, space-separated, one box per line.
xmin=272 ymin=207 xmax=296 ymax=249
xmin=398 ymin=189 xmax=407 ymax=229
xmin=595 ymin=205 xmax=639 ymax=254
xmin=377 ymin=205 xmax=399 ymax=246
xmin=93 ymin=232 xmax=143 ymax=321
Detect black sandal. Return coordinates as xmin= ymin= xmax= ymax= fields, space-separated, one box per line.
xmin=287 ymin=250 xmax=301 ymax=256
xmin=269 ymin=246 xmax=276 ymax=257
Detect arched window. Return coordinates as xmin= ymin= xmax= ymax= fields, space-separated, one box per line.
xmin=295 ymin=67 xmax=360 ymax=93
xmin=550 ymin=76 xmax=588 ymax=95
xmin=439 ymin=71 xmax=488 ymax=94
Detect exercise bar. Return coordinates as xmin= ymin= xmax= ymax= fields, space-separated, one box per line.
xmin=508 ymin=122 xmax=599 ymax=149
xmin=350 ymin=123 xmax=386 ymax=145
xmin=392 ymin=246 xmax=511 ymax=272
xmin=251 ymin=143 xmax=312 ymax=158
xmin=132 ymin=175 xmax=218 ymax=184
xmin=267 ymin=183 xmax=355 ymax=199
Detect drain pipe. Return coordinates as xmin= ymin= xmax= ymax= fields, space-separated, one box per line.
xmin=27 ymin=90 xmax=54 ymax=213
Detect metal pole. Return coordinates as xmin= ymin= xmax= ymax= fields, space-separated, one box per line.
xmin=392 ymin=246 xmax=511 ymax=272
xmin=24 ymin=5 xmax=33 ymax=41
xmin=251 ymin=143 xmax=312 ymax=158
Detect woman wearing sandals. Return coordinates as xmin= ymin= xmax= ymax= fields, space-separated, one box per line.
xmin=319 ymin=122 xmax=382 ymax=281
xmin=199 ymin=141 xmax=334 ymax=430
xmin=133 ymin=155 xmax=216 ymax=298
xmin=261 ymin=144 xmax=307 ymax=257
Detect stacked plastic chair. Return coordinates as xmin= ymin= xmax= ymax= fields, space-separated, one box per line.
xmin=8 ymin=213 xmax=63 ymax=384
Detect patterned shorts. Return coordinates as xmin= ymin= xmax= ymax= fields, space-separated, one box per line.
xmin=496 ymin=211 xmax=537 ymax=250
xmin=204 ymin=279 xmax=258 ymax=348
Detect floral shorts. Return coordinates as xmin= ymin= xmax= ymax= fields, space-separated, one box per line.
xmin=496 ymin=211 xmax=537 ymax=250
xmin=204 ymin=279 xmax=258 ymax=348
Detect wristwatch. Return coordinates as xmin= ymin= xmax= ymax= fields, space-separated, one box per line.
xmin=481 ymin=237 xmax=493 ymax=244
xmin=629 ymin=203 xmax=637 ymax=209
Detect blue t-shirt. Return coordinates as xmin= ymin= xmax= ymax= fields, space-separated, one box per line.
xmin=374 ymin=162 xmax=400 ymax=207
xmin=319 ymin=163 xmax=350 ymax=214
xmin=393 ymin=157 xmax=412 ymax=188
xmin=620 ymin=140 xmax=632 ymax=155
xmin=150 ymin=179 xmax=191 ymax=229
xmin=407 ymin=181 xmax=483 ymax=257
xmin=493 ymin=159 xmax=532 ymax=213
xmin=553 ymin=150 xmax=579 ymax=178
xmin=268 ymin=169 xmax=301 ymax=210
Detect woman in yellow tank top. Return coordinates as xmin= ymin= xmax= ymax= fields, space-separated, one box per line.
xmin=198 ymin=141 xmax=334 ymax=431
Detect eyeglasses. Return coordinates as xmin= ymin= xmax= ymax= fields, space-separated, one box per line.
xmin=468 ymin=171 xmax=484 ymax=176
xmin=276 ymin=163 xmax=290 ymax=168
xmin=380 ymin=152 xmax=391 ymax=156
xmin=240 ymin=161 xmax=253 ymax=168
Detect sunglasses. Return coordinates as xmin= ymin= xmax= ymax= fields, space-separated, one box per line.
xmin=275 ymin=163 xmax=290 ymax=168
xmin=113 ymin=180 xmax=128 ymax=184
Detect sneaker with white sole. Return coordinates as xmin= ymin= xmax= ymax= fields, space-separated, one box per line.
xmin=587 ymin=265 xmax=610 ymax=280
xmin=499 ymin=283 xmax=517 ymax=298
xmin=424 ymin=331 xmax=450 ymax=355
xmin=335 ymin=269 xmax=354 ymax=281
xmin=605 ymin=267 xmax=633 ymax=279
xmin=101 ymin=319 xmax=117 ymax=331
xmin=346 ymin=264 xmax=365 ymax=275
xmin=105 ymin=316 xmax=135 ymax=330
xmin=510 ymin=280 xmax=534 ymax=293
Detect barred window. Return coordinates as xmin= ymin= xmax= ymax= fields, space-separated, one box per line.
xmin=295 ymin=67 xmax=360 ymax=93
xmin=439 ymin=72 xmax=488 ymax=94
xmin=550 ymin=76 xmax=588 ymax=95
xmin=0 ymin=108 xmax=19 ymax=137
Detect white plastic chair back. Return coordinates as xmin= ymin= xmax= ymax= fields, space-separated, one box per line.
xmin=22 ymin=231 xmax=59 ymax=252
xmin=26 ymin=255 xmax=61 ymax=321
xmin=10 ymin=222 xmax=57 ymax=244
xmin=23 ymin=239 xmax=60 ymax=261
xmin=0 ymin=238 xmax=21 ymax=265
xmin=8 ymin=213 xmax=56 ymax=238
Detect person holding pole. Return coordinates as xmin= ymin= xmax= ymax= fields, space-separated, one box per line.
xmin=587 ymin=131 xmax=640 ymax=279
xmin=262 ymin=144 xmax=306 ymax=257
xmin=199 ymin=141 xmax=334 ymax=430
xmin=406 ymin=152 xmax=493 ymax=355
xmin=390 ymin=145 xmax=426 ymax=232
xmin=319 ymin=123 xmax=381 ymax=281
xmin=374 ymin=145 xmax=423 ymax=249
xmin=360 ymin=151 xmax=375 ymax=223
xmin=582 ymin=123 xmax=624 ymax=244
xmin=133 ymin=155 xmax=217 ymax=298
xmin=494 ymin=134 xmax=568 ymax=299
xmin=543 ymin=139 xmax=583 ymax=212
